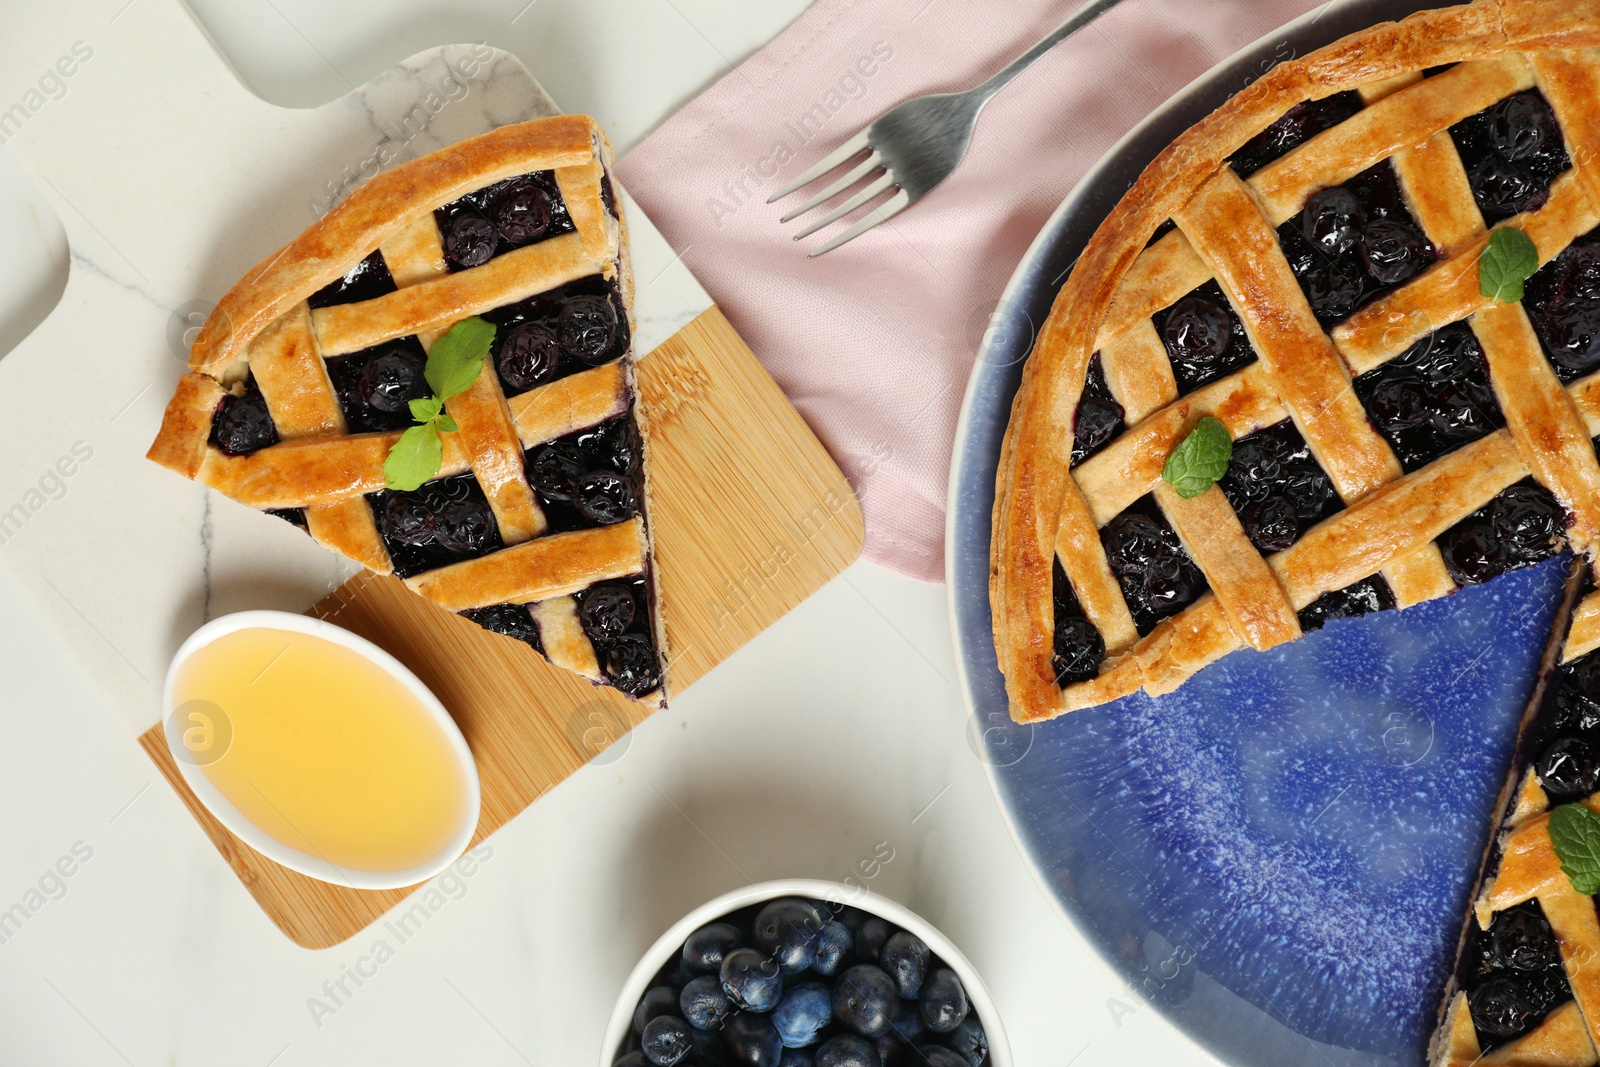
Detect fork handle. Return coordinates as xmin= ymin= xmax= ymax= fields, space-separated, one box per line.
xmin=971 ymin=0 xmax=1130 ymax=102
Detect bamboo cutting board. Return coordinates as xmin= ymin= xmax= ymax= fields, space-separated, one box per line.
xmin=138 ymin=307 xmax=862 ymax=948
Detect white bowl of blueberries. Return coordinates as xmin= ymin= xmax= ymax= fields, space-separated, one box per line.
xmin=603 ymin=878 xmax=1009 ymax=1067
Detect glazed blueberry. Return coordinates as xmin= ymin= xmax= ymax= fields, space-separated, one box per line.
xmin=812 ymin=921 xmax=853 ymax=977
xmin=1491 ymin=485 xmax=1564 ymax=562
xmin=1491 ymin=92 xmax=1559 ymax=161
xmin=1302 ymin=258 xmax=1366 ymax=322
xmin=529 ymin=440 xmax=587 ymax=503
xmin=1489 ymin=909 xmax=1561 ymax=972
xmin=919 ymin=970 xmax=968 ymax=1033
xmin=461 ymin=604 xmax=540 ymax=649
xmin=1053 ymin=616 xmax=1105 ymax=686
xmin=1526 ymin=235 xmax=1600 ymax=380
xmin=575 ymin=470 xmax=639 ymax=525
xmin=560 ymin=295 xmax=622 ymax=365
xmin=493 ymin=178 xmax=553 ymax=244
xmin=604 ymin=635 xmax=662 ymax=696
xmin=680 ymin=975 xmax=731 ymax=1031
xmin=756 ymin=899 xmax=825 ymax=975
xmin=642 ymin=1015 xmax=693 ymax=1067
xmin=1242 ymin=497 xmax=1299 ymax=554
xmin=1100 ymin=505 xmax=1207 ymax=633
xmin=1301 ymin=187 xmax=1365 ymax=255
xmin=813 ymin=1034 xmax=880 ymax=1067
xmin=355 ymin=349 xmax=427 ymax=414
xmin=581 ymin=417 xmax=642 ymax=474
xmin=1441 ymin=522 xmax=1507 ymax=586
xmin=432 ymin=497 xmax=493 ymax=555
xmin=722 ymin=948 xmax=783 ymax=1012
xmin=307 ymin=249 xmax=397 ymax=309
xmin=497 ymin=322 xmax=562 ymax=393
xmin=1297 ymin=577 xmax=1396 ymax=632
xmin=773 ymin=982 xmax=833 ymax=1048
xmin=941 ymin=1016 xmax=989 ymax=1067
xmin=724 ymin=1013 xmax=784 ymax=1066
xmin=581 ymin=583 xmax=639 ymax=641
xmin=684 ymin=922 xmax=744 ymax=975
xmin=1229 ymin=92 xmax=1363 ymax=178
xmin=377 ymin=482 xmax=502 ymax=572
xmin=1072 ymin=398 xmax=1124 ymax=464
xmin=1365 ymin=374 xmax=1428 ymax=431
xmin=916 ymin=1048 xmax=968 ymax=1067
xmin=211 ymin=391 xmax=277 ymax=455
xmin=1537 ymin=736 xmax=1600 ymax=798
xmin=833 ymin=965 xmax=900 ymax=1039
xmin=1162 ymin=295 xmax=1231 ymax=364
xmin=855 ymin=918 xmax=890 ymax=963
xmin=1354 ymin=325 xmax=1504 ymax=469
xmin=1469 ymin=157 xmax=1546 ymax=220
xmin=1359 ymin=220 xmax=1431 ymax=286
xmin=635 ymin=987 xmax=681 ymax=1034
xmin=444 ymin=211 xmax=497 ymax=269
xmin=1471 ymin=976 xmax=1540 ymax=1040
xmin=1552 ymin=655 xmax=1600 ymax=735
xmin=879 ymin=932 xmax=929 ymax=1000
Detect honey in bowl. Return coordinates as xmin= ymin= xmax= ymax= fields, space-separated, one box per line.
xmin=169 ymin=625 xmax=472 ymax=874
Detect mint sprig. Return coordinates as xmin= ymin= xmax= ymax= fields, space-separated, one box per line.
xmin=382 ymin=317 xmax=494 ymax=491
xmin=1550 ymin=802 xmax=1600 ymax=896
xmin=1479 ymin=226 xmax=1539 ymax=304
xmin=1162 ymin=416 xmax=1233 ymax=499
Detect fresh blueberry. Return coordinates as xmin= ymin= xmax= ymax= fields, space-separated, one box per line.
xmin=779 ymin=1051 xmax=815 ymax=1067
xmin=575 ymin=470 xmax=638 ymax=525
xmin=724 ymin=1013 xmax=784 ymax=1066
xmin=855 ymin=918 xmax=890 ymax=962
xmin=891 ymin=1001 xmax=925 ymax=1045
xmin=1537 ymin=736 xmax=1600 ymax=798
xmin=444 ymin=211 xmax=497 ymax=269
xmin=493 ymin=178 xmax=553 ymax=244
xmin=1470 ymin=975 xmax=1539 ymax=1039
xmin=811 ymin=920 xmax=853 ymax=977
xmin=603 ymin=635 xmax=662 ymax=696
xmin=813 ymin=1034 xmax=880 ymax=1067
xmin=941 ymin=1016 xmax=988 ymax=1067
xmin=914 ymin=1047 xmax=968 ymax=1067
xmin=833 ymin=964 xmax=900 ymax=1039
xmin=1301 ymin=187 xmax=1365 ymax=255
xmin=580 ymin=583 xmax=638 ymax=641
xmin=873 ymin=1033 xmax=904 ymax=1067
xmin=919 ymin=970 xmax=969 ymax=1033
xmin=756 ymin=899 xmax=826 ymax=975
xmin=560 ymin=295 xmax=621 ymax=365
xmin=773 ymin=981 xmax=833 ymax=1048
xmin=879 ymin=932 xmax=929 ymax=1000
xmin=210 ymin=392 xmax=278 ymax=455
xmin=721 ymin=948 xmax=783 ymax=1012
xmin=614 ymin=1053 xmax=649 ymax=1067
xmin=680 ymin=975 xmax=731 ymax=1031
xmin=642 ymin=1015 xmax=694 ymax=1067
xmin=634 ymin=986 xmax=680 ymax=1034
xmin=834 ymin=908 xmax=869 ymax=934
xmin=497 ymin=323 xmax=562 ymax=393
xmin=528 ymin=440 xmax=586 ymax=503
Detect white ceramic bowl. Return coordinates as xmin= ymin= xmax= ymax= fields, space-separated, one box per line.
xmin=162 ymin=610 xmax=481 ymax=890
xmin=602 ymin=878 xmax=1012 ymax=1066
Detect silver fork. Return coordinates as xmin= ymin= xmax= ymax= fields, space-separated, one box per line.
xmin=769 ymin=0 xmax=1129 ymax=256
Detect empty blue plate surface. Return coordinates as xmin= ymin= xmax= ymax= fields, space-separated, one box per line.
xmin=945 ymin=3 xmax=1570 ymax=1064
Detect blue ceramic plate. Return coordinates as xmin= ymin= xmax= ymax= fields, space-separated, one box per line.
xmin=946 ymin=4 xmax=1571 ymax=1065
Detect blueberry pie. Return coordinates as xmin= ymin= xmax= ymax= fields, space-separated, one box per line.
xmin=993 ymin=1 xmax=1600 ymax=723
xmin=148 ymin=116 xmax=669 ymax=705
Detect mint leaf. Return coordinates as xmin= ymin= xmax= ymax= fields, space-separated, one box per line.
xmin=383 ymin=422 xmax=444 ymax=492
xmin=1480 ymin=226 xmax=1539 ymax=304
xmin=436 ymin=414 xmax=459 ymax=434
xmin=425 ymin=317 xmax=495 ymax=400
xmin=1162 ymin=416 xmax=1233 ymax=499
xmin=409 ymin=396 xmax=443 ymax=422
xmin=1550 ymin=803 xmax=1600 ymax=895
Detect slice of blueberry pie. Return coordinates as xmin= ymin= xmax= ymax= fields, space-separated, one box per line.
xmin=993 ymin=0 xmax=1600 ymax=723
xmin=148 ymin=115 xmax=669 ymax=705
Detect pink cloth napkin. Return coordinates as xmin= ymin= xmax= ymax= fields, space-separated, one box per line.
xmin=618 ymin=0 xmax=1326 ymax=582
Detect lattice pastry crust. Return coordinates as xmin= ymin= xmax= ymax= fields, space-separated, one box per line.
xmin=992 ymin=0 xmax=1600 ymax=724
xmin=148 ymin=115 xmax=670 ymax=705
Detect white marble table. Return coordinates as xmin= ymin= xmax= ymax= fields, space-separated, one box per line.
xmin=0 ymin=2 xmax=1208 ymax=1064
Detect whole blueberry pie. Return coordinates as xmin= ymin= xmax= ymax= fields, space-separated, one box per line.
xmin=993 ymin=1 xmax=1600 ymax=734
xmin=148 ymin=115 xmax=669 ymax=705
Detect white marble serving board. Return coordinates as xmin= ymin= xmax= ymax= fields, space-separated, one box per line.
xmin=0 ymin=0 xmax=709 ymax=735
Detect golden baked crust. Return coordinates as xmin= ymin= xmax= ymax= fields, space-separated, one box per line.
xmin=992 ymin=0 xmax=1600 ymax=723
xmin=148 ymin=114 xmax=669 ymax=703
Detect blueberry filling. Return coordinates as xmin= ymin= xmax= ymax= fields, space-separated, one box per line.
xmin=307 ymin=250 xmax=398 ymax=309
xmin=526 ymin=415 xmax=643 ymax=532
xmin=1218 ymin=419 xmax=1342 ymax=554
xmin=1157 ymin=280 xmax=1257 ymax=395
xmin=1229 ymin=91 xmax=1364 ymax=180
xmin=461 ymin=603 xmax=543 ymax=654
xmin=482 ymin=275 xmax=631 ymax=397
xmin=1146 ymin=219 xmax=1177 ymax=248
xmin=1052 ymin=559 xmax=1105 ymax=685
xmin=1536 ymin=648 xmax=1600 ymax=799
xmin=209 ymin=374 xmax=279 ymax=456
xmin=1071 ymin=355 xmax=1124 ymax=467
xmin=575 ymin=577 xmax=662 ymax=695
xmin=266 ymin=507 xmax=308 ymax=530
xmin=325 ymin=336 xmax=432 ymax=434
xmin=1525 ymin=226 xmax=1600 ymax=382
xmin=1352 ymin=322 xmax=1505 ymax=472
xmin=1459 ymin=900 xmax=1571 ymax=1049
xmin=1297 ymin=576 xmax=1396 ymax=633
xmin=1449 ymin=90 xmax=1571 ymax=226
xmin=1278 ymin=162 xmax=1437 ymax=326
xmin=1100 ymin=496 xmax=1209 ymax=636
xmin=434 ymin=171 xmax=575 ymax=272
xmin=368 ymin=473 xmax=504 ymax=579
xmin=1437 ymin=479 xmax=1566 ymax=587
